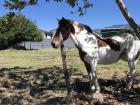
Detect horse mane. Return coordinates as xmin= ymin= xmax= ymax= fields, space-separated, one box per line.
xmin=82 ymin=24 xmax=93 ymax=33
xmin=69 ymin=19 xmax=106 ymax=41
xmin=70 ymin=20 xmax=93 ymax=34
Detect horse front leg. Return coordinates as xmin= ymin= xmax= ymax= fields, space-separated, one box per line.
xmin=83 ymin=57 xmax=100 ymax=93
xmin=79 ymin=47 xmax=100 ymax=93
xmin=91 ymin=63 xmax=100 ymax=93
xmin=83 ymin=61 xmax=93 ymax=91
xmin=89 ymin=59 xmax=100 ymax=93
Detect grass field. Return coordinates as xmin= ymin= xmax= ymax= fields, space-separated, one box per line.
xmin=0 ymin=48 xmax=140 ymax=105
xmin=0 ymin=48 xmax=140 ymax=77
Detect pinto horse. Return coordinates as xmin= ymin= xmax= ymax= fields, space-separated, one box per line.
xmin=51 ymin=17 xmax=140 ymax=93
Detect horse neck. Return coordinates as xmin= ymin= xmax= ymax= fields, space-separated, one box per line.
xmin=70 ymin=29 xmax=89 ymax=47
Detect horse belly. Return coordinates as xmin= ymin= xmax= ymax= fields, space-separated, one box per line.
xmin=98 ymin=47 xmax=121 ymax=64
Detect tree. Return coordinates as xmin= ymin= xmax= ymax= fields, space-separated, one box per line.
xmin=4 ymin=0 xmax=93 ymax=16
xmin=116 ymin=0 xmax=140 ymax=39
xmin=0 ymin=14 xmax=43 ymax=49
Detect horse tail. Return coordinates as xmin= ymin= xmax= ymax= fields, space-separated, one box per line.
xmin=137 ymin=40 xmax=140 ymax=52
xmin=123 ymin=33 xmax=134 ymax=49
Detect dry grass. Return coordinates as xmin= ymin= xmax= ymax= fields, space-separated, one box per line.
xmin=0 ymin=49 xmax=61 ymax=68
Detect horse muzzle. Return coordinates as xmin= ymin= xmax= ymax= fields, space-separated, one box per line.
xmin=51 ymin=42 xmax=59 ymax=48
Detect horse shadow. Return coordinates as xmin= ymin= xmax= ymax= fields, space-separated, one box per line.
xmin=71 ymin=72 xmax=140 ymax=105
xmin=0 ymin=67 xmax=139 ymax=105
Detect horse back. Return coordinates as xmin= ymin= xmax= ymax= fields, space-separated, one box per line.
xmin=96 ymin=35 xmax=123 ymax=51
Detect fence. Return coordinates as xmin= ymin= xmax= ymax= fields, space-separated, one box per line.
xmin=20 ymin=39 xmax=76 ymax=49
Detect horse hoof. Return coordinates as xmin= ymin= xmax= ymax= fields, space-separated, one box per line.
xmin=91 ymin=86 xmax=96 ymax=91
xmin=95 ymin=90 xmax=100 ymax=94
xmin=92 ymin=93 xmax=104 ymax=102
xmin=127 ymin=82 xmax=133 ymax=89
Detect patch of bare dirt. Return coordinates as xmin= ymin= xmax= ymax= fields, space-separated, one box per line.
xmin=0 ymin=67 xmax=140 ymax=105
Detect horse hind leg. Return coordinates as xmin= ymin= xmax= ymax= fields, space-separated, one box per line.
xmin=127 ymin=44 xmax=139 ymax=89
xmin=127 ymin=59 xmax=137 ymax=89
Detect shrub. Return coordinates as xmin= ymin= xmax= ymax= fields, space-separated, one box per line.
xmin=0 ymin=14 xmax=43 ymax=49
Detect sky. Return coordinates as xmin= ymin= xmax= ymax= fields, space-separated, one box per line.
xmin=0 ymin=0 xmax=140 ymax=31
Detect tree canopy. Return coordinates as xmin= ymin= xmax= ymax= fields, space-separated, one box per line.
xmin=0 ymin=14 xmax=43 ymax=49
xmin=4 ymin=0 xmax=93 ymax=16
xmin=3 ymin=0 xmax=140 ymax=38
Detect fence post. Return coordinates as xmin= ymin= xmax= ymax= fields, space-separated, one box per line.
xmin=60 ymin=42 xmax=72 ymax=105
xmin=29 ymin=42 xmax=31 ymax=50
xmin=42 ymin=42 xmax=44 ymax=48
xmin=23 ymin=42 xmax=25 ymax=48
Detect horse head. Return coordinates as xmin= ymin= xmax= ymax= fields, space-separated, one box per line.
xmin=51 ymin=17 xmax=75 ymax=48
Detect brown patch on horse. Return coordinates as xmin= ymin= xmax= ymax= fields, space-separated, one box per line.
xmin=96 ymin=37 xmax=108 ymax=47
xmin=105 ymin=38 xmax=121 ymax=51
xmin=67 ymin=21 xmax=75 ymax=34
xmin=76 ymin=46 xmax=91 ymax=73
xmin=76 ymin=45 xmax=86 ymax=61
xmin=59 ymin=18 xmax=75 ymax=35
xmin=96 ymin=36 xmax=120 ymax=51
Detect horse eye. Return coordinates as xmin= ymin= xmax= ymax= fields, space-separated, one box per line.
xmin=60 ymin=28 xmax=64 ymax=31
xmin=66 ymin=24 xmax=69 ymax=27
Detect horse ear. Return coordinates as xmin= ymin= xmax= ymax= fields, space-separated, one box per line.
xmin=62 ymin=17 xmax=65 ymax=20
xmin=56 ymin=18 xmax=60 ymax=23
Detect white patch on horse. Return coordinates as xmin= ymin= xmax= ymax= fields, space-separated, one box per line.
xmin=85 ymin=36 xmax=97 ymax=44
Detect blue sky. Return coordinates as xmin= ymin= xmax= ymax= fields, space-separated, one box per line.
xmin=0 ymin=0 xmax=140 ymax=31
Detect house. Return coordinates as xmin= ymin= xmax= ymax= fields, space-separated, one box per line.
xmin=39 ymin=29 xmax=53 ymax=39
xmin=95 ymin=28 xmax=132 ymax=37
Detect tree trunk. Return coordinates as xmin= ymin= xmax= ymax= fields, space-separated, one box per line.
xmin=60 ymin=43 xmax=72 ymax=105
xmin=116 ymin=0 xmax=140 ymax=39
